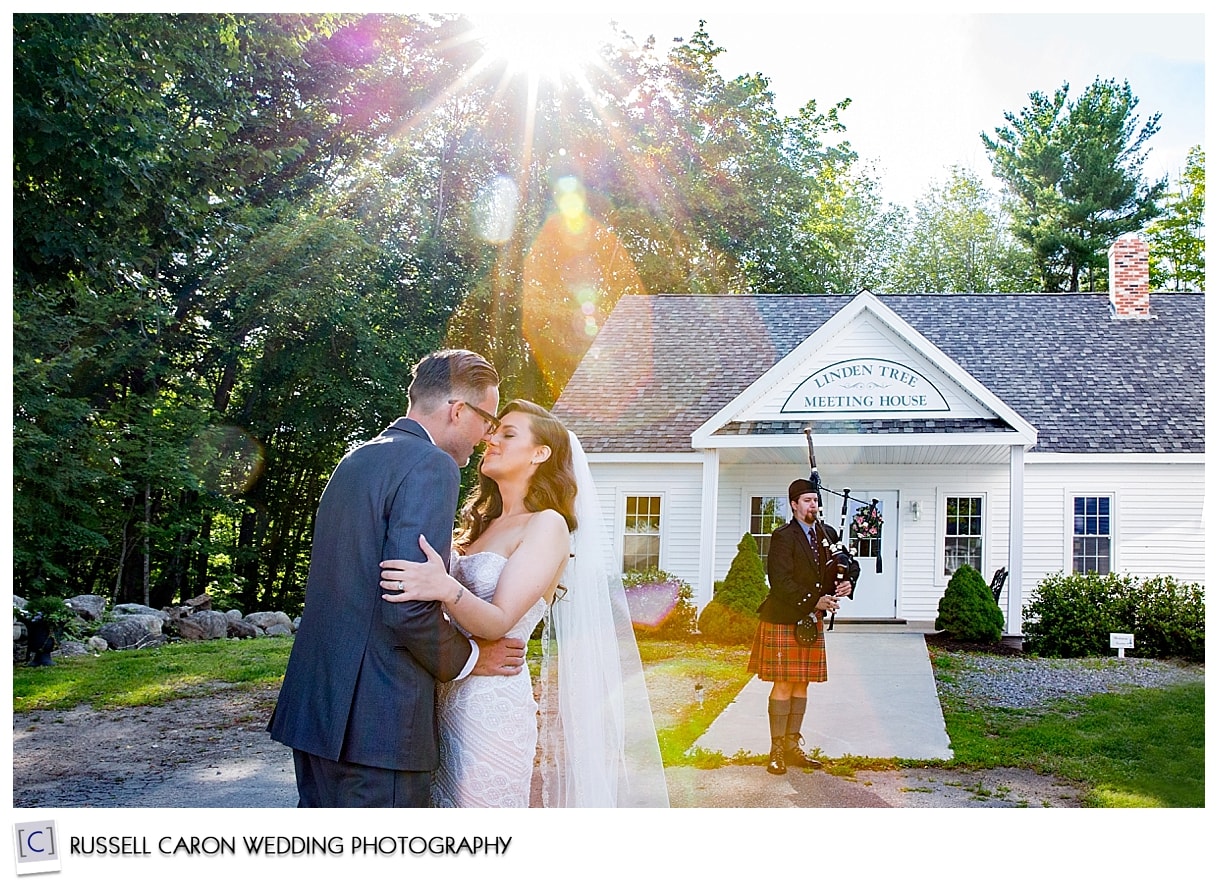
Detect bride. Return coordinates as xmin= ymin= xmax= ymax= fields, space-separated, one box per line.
xmin=380 ymin=399 xmax=669 ymax=808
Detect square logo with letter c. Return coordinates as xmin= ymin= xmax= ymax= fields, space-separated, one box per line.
xmin=13 ymin=820 xmax=60 ymax=875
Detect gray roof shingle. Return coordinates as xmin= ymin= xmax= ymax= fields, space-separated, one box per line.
xmin=552 ymin=292 xmax=1204 ymax=455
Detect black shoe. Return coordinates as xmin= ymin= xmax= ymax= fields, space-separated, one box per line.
xmin=767 ymin=741 xmax=787 ymax=775
xmin=786 ymin=735 xmax=823 ymax=769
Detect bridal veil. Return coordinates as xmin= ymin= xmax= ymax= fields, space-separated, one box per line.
xmin=538 ymin=431 xmax=670 ymax=807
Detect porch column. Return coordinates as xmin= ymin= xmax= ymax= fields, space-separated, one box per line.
xmin=1007 ymin=444 xmax=1025 ymax=635
xmin=697 ymin=449 xmax=720 ymax=608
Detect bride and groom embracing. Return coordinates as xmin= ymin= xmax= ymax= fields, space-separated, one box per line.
xmin=268 ymin=349 xmax=668 ymax=808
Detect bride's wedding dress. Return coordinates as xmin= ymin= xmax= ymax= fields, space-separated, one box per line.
xmin=432 ymin=551 xmax=546 ymax=808
xmin=431 ymin=431 xmax=669 ymax=808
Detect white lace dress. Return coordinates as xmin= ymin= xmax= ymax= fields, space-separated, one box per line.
xmin=432 ymin=551 xmax=547 ymax=808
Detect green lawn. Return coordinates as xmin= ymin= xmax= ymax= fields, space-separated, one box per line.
xmin=940 ymin=680 xmax=1204 ymax=807
xmin=13 ymin=637 xmax=1203 ymax=806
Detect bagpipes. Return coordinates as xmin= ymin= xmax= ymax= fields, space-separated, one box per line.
xmin=804 ymin=429 xmax=863 ymax=630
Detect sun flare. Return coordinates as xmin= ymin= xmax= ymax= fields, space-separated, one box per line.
xmin=468 ymin=13 xmax=607 ymax=84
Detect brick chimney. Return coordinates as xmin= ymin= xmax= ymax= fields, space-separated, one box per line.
xmin=1108 ymin=234 xmax=1151 ymax=319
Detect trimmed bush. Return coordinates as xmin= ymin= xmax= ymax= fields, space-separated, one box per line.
xmin=696 ymin=599 xmax=758 ymax=645
xmin=935 ymin=564 xmax=1004 ymax=643
xmin=1023 ymin=571 xmax=1204 ymax=661
xmin=716 ymin=533 xmax=769 ymax=615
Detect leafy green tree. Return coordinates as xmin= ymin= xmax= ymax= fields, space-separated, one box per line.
xmin=13 ymin=13 xmax=894 ymax=614
xmin=1146 ymin=146 xmax=1204 ymax=291
xmin=982 ymin=78 xmax=1166 ymax=291
xmin=890 ymin=166 xmax=1034 ymax=292
xmin=802 ymin=163 xmax=907 ymax=293
xmin=12 ymin=13 xmax=466 ymax=607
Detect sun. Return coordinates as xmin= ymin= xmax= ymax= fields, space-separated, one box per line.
xmin=467 ymin=13 xmax=608 ymax=84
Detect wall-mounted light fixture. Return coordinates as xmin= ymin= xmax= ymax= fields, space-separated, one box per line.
xmin=910 ymin=500 xmax=921 ymax=521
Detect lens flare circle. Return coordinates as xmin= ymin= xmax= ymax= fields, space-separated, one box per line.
xmin=473 ymin=175 xmax=519 ymax=244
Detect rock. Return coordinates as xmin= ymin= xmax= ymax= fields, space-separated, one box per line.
xmin=264 ymin=623 xmax=293 ymax=637
xmin=98 ymin=619 xmax=163 ymax=651
xmin=65 ymin=595 xmax=107 ymax=621
xmin=114 ymin=603 xmax=169 ymax=621
xmin=224 ymin=609 xmax=243 ymax=622
xmin=174 ymin=610 xmax=229 ymax=641
xmin=112 ymin=614 xmax=165 ymax=636
xmin=181 ymin=593 xmax=213 ymax=614
xmin=86 ymin=636 xmax=109 ymax=653
xmin=244 ymin=611 xmax=293 ymax=632
xmin=226 ymin=619 xmax=259 ymax=639
xmin=55 ymin=640 xmax=90 ymax=658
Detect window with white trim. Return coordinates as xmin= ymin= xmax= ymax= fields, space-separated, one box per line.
xmin=944 ymin=495 xmax=983 ymax=576
xmin=623 ymin=495 xmax=662 ymax=573
xmin=1072 ymin=495 xmax=1112 ymax=575
xmin=749 ymin=495 xmax=787 ymax=570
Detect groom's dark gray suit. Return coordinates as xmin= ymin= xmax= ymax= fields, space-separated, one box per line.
xmin=268 ymin=417 xmax=474 ymax=804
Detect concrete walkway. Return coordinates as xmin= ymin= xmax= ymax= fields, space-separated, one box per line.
xmin=693 ymin=628 xmax=953 ymax=761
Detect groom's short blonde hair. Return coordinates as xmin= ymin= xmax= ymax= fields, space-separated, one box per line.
xmin=408 ymin=349 xmax=499 ymax=411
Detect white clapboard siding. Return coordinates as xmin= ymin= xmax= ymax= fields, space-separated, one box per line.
xmin=586 ymin=460 xmax=705 ymax=591
xmin=1021 ymin=461 xmax=1206 ymax=602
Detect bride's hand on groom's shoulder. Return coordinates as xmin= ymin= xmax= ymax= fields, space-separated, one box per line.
xmin=380 ymin=535 xmax=454 ymax=604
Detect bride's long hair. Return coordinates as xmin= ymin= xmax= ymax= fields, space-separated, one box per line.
xmin=454 ymin=399 xmax=578 ymax=549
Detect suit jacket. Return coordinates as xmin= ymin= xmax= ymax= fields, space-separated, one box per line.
xmin=268 ymin=417 xmax=473 ymax=771
xmin=758 ymin=519 xmax=839 ymax=624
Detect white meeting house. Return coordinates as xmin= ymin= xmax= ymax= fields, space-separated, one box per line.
xmin=551 ymin=236 xmax=1205 ymax=634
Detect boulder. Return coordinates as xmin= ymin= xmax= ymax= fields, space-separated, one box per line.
xmin=86 ymin=635 xmax=109 ymax=653
xmin=226 ymin=619 xmax=259 ymax=639
xmin=55 ymin=640 xmax=90 ymax=658
xmin=181 ymin=593 xmax=213 ymax=614
xmin=264 ymin=623 xmax=293 ymax=637
xmin=98 ymin=618 xmax=163 ymax=650
xmin=65 ymin=595 xmax=108 ymax=621
xmin=112 ymin=614 xmax=164 ymax=636
xmin=114 ymin=603 xmax=169 ymax=621
xmin=245 ymin=611 xmax=293 ymax=632
xmin=174 ymin=610 xmax=229 ymax=641
xmin=224 ymin=609 xmax=243 ymax=622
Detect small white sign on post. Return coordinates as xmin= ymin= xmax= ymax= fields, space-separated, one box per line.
xmin=1110 ymin=632 xmax=1135 ymax=658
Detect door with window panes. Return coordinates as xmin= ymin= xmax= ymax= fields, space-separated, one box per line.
xmin=839 ymin=490 xmax=898 ymax=619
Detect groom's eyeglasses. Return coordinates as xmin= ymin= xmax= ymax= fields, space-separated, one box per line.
xmin=450 ymin=399 xmax=501 ymax=433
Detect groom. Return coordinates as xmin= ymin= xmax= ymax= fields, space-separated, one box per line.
xmin=268 ymin=349 xmax=526 ymax=807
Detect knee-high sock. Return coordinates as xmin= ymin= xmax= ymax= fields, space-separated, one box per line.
xmin=786 ymin=696 xmax=807 ymax=737
xmin=768 ymin=698 xmax=791 ymax=742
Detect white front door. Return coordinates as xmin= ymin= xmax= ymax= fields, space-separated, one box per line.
xmin=834 ymin=490 xmax=899 ymax=620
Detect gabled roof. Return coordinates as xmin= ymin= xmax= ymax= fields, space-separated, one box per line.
xmin=552 ymin=292 xmax=1204 ymax=456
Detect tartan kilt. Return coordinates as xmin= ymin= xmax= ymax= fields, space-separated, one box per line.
xmin=747 ymin=620 xmax=828 ymax=683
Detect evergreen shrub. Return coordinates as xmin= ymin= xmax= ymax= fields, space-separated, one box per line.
xmin=1023 ymin=571 xmax=1204 ymax=661
xmin=715 ymin=533 xmax=769 ymax=614
xmin=696 ymin=600 xmax=758 ymax=645
xmin=695 ymin=534 xmax=766 ymax=644
xmin=935 ymin=564 xmax=1004 ymax=643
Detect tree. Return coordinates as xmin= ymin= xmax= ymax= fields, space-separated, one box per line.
xmin=1146 ymin=146 xmax=1204 ymax=291
xmin=982 ymin=78 xmax=1166 ymax=291
xmin=889 ymin=166 xmax=1034 ymax=292
xmin=13 ymin=13 xmax=890 ymax=614
xmin=802 ymin=163 xmax=907 ymax=293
